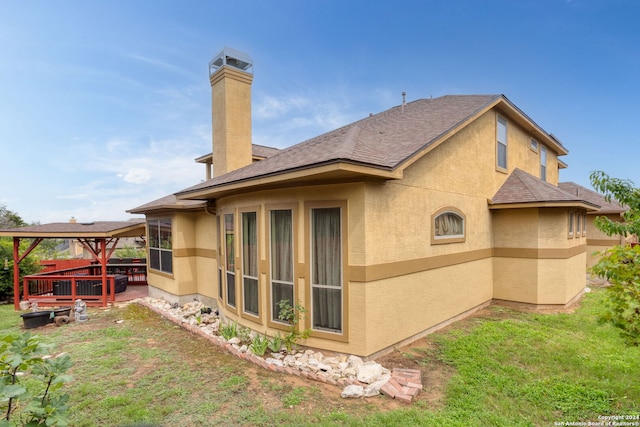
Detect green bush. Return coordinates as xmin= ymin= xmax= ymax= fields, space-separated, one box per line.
xmin=0 ymin=332 xmax=73 ymax=426
xmin=591 ymin=244 xmax=640 ymax=346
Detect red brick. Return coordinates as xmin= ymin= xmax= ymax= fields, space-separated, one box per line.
xmin=380 ymin=382 xmax=398 ymax=398
xmin=406 ymin=381 xmax=423 ymax=390
xmin=395 ymin=393 xmax=413 ymax=404
xmin=388 ymin=377 xmax=403 ymax=391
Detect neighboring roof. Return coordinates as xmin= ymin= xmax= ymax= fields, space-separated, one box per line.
xmin=177 ymin=94 xmax=568 ymax=200
xmin=128 ymin=194 xmax=206 ymax=215
xmin=0 ymin=220 xmax=146 ymax=238
xmin=559 ymin=182 xmax=626 ymax=214
xmin=490 ymin=169 xmax=600 ymax=211
xmin=195 ymin=144 xmax=281 ymax=164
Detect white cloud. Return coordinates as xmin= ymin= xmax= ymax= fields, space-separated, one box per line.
xmin=121 ymin=168 xmax=151 ymax=184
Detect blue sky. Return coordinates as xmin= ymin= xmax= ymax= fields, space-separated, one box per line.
xmin=1 ymin=0 xmax=639 ymax=224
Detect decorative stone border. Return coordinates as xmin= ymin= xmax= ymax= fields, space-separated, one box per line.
xmin=136 ymin=298 xmax=423 ymax=402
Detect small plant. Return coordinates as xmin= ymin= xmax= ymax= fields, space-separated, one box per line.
xmin=219 ymin=321 xmax=238 ymax=341
xmin=237 ymin=325 xmax=252 ymax=345
xmin=0 ymin=332 xmax=73 ymax=426
xmin=249 ymin=334 xmax=269 ymax=356
xmin=267 ymin=332 xmax=283 ymax=353
xmin=276 ymin=300 xmax=311 ymax=352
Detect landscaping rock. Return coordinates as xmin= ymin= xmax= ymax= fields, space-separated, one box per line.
xmin=340 ymin=385 xmax=364 ymax=399
xmin=356 ymin=362 xmax=383 ymax=384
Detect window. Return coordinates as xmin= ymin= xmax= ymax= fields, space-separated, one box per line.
xmin=540 ymin=145 xmax=547 ymax=182
xmin=310 ymin=207 xmax=343 ymax=333
xmin=530 ymin=139 xmax=539 ymax=152
xmin=216 ymin=216 xmax=223 ymax=301
xmin=224 ymin=213 xmax=236 ymax=308
xmin=431 ymin=208 xmax=466 ymax=244
xmin=269 ymin=209 xmax=294 ymax=324
xmin=497 ymin=116 xmax=508 ymax=170
xmin=241 ymin=212 xmax=259 ymax=317
xmin=582 ymin=213 xmax=587 ymax=236
xmin=568 ymin=211 xmax=575 ymax=238
xmin=576 ymin=212 xmax=581 ymax=237
xmin=148 ymin=218 xmax=172 ymax=274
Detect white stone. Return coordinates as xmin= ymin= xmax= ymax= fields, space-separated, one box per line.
xmin=356 ymin=363 xmax=383 ymax=384
xmin=227 ymin=337 xmax=241 ymax=345
xmin=317 ymin=363 xmax=332 ymax=372
xmin=363 ymin=379 xmax=387 ymax=397
xmin=341 ymin=385 xmax=364 ymax=399
xmin=347 ymin=354 xmax=364 ymax=368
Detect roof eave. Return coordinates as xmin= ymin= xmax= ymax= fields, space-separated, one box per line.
xmin=176 ymin=161 xmax=402 ymax=200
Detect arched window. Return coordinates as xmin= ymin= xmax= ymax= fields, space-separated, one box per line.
xmin=432 ymin=208 xmax=466 ymax=244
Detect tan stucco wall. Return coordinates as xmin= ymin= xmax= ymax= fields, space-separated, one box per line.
xmin=147 ymin=105 xmax=579 ymax=357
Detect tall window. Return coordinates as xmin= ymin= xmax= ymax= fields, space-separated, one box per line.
xmin=224 ymin=214 xmax=236 ymax=307
xmin=540 ymin=145 xmax=547 ymax=182
xmin=148 ymin=218 xmax=172 ymax=274
xmin=311 ymin=207 xmax=342 ymax=333
xmin=497 ymin=116 xmax=508 ymax=170
xmin=216 ymin=216 xmax=223 ymax=300
xmin=270 ymin=209 xmax=294 ymax=324
xmin=568 ymin=211 xmax=575 ymax=238
xmin=242 ymin=212 xmax=259 ymax=316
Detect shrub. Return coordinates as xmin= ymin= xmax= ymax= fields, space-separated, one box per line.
xmin=249 ymin=334 xmax=269 ymax=357
xmin=276 ymin=300 xmax=310 ymax=352
xmin=591 ymin=244 xmax=640 ymax=346
xmin=0 ymin=332 xmax=73 ymax=426
xmin=219 ymin=322 xmax=238 ymax=341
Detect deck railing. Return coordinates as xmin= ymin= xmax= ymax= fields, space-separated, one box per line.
xmin=23 ymin=262 xmax=147 ymax=307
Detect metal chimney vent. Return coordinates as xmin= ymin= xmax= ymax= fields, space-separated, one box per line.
xmin=209 ymin=47 xmax=253 ymax=75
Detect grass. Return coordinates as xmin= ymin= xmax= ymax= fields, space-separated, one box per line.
xmin=1 ymin=288 xmax=639 ymax=426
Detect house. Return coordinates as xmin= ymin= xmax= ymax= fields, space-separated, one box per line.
xmin=129 ymin=47 xmax=599 ymax=358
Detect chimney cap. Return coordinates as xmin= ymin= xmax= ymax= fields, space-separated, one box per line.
xmin=209 ymin=47 xmax=253 ymax=75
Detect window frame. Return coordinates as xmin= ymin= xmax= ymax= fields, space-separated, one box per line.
xmin=266 ymin=204 xmax=298 ymax=330
xmin=568 ymin=211 xmax=575 ymax=239
xmin=530 ymin=138 xmax=539 ymax=153
xmin=240 ymin=207 xmax=261 ymax=322
xmin=431 ymin=207 xmax=466 ymax=245
xmin=222 ymin=211 xmax=238 ymax=312
xmin=305 ymin=200 xmax=349 ymax=342
xmin=147 ymin=218 xmax=173 ymax=275
xmin=540 ymin=145 xmax=547 ymax=182
xmin=496 ymin=115 xmax=508 ymax=172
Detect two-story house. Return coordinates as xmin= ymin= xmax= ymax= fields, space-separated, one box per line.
xmin=130 ymin=47 xmax=598 ymax=357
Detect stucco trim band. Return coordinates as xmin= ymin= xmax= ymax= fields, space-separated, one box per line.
xmin=349 ymin=245 xmax=586 ymax=282
xmin=173 ymin=248 xmax=217 ymax=258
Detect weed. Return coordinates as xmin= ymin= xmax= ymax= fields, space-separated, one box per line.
xmin=219 ymin=321 xmax=238 ymax=341
xmin=276 ymin=300 xmax=311 ymax=351
xmin=249 ymin=333 xmax=269 ymax=356
xmin=282 ymin=386 xmax=306 ymax=407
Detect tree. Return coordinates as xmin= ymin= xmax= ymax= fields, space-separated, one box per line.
xmin=0 ymin=205 xmax=26 ymax=230
xmin=589 ymin=171 xmax=640 ymax=345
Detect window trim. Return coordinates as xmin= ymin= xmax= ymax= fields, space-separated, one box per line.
xmin=496 ymin=115 xmax=508 ymax=172
xmin=266 ymin=204 xmax=298 ymax=331
xmin=582 ymin=213 xmax=587 ymax=236
xmin=431 ymin=207 xmax=466 ymax=245
xmin=147 ymin=217 xmax=173 ymax=275
xmin=530 ymin=138 xmax=539 ymax=153
xmin=568 ymin=211 xmax=575 ymax=239
xmin=221 ymin=210 xmax=238 ymax=313
xmin=540 ymin=145 xmax=547 ymax=182
xmin=239 ymin=206 xmax=262 ymax=323
xmin=304 ymin=200 xmax=349 ymax=343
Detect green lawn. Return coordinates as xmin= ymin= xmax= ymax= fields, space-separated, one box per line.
xmin=1 ymin=288 xmax=639 ymax=426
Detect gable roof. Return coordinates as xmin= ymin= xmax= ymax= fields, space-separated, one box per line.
xmin=0 ymin=220 xmax=146 ymax=239
xmin=490 ymin=169 xmax=600 ymax=211
xmin=195 ymin=143 xmax=280 ymax=164
xmin=176 ymin=94 xmax=568 ymax=201
xmin=558 ymin=182 xmax=625 ymax=214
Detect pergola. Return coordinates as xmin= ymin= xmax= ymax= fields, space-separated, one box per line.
xmin=0 ymin=220 xmax=146 ymax=309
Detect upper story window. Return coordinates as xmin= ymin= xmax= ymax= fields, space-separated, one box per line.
xmin=530 ymin=139 xmax=539 ymax=152
xmin=540 ymin=145 xmax=547 ymax=182
xmin=432 ymin=208 xmax=466 ymax=244
xmin=496 ymin=116 xmax=508 ymax=171
xmin=568 ymin=211 xmax=575 ymax=238
xmin=148 ymin=218 xmax=173 ymax=274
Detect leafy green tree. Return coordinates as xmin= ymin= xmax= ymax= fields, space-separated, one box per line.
xmin=589 ymin=171 xmax=640 ymax=345
xmin=0 ymin=206 xmax=42 ymax=302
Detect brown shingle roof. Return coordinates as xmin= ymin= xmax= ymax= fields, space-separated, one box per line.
xmin=491 ymin=169 xmax=600 ymax=210
xmin=128 ymin=194 xmax=206 ymax=214
xmin=178 ymin=95 xmax=507 ymax=196
xmin=559 ymin=182 xmax=625 ymax=214
xmin=0 ymin=220 xmax=146 ymax=238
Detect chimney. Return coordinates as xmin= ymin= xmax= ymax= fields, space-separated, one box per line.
xmin=208 ymin=47 xmax=254 ymax=177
